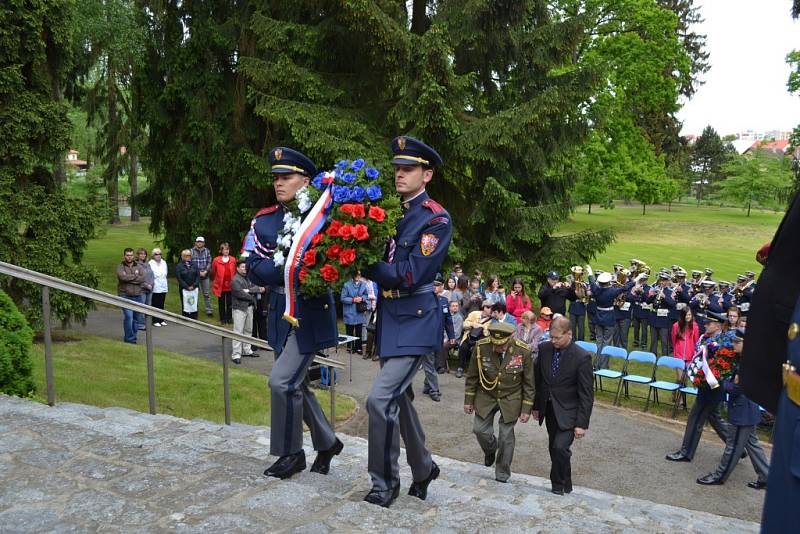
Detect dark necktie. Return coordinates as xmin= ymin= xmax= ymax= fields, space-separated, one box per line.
xmin=552 ymin=349 xmax=561 ymax=377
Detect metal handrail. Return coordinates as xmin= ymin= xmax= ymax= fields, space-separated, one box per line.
xmin=0 ymin=260 xmax=345 ymax=427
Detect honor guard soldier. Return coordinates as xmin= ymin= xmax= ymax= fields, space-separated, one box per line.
xmin=245 ymin=147 xmax=343 ymax=480
xmin=647 ymin=272 xmax=677 ymax=356
xmin=630 ymin=273 xmax=651 ymax=348
xmin=690 ymin=270 xmax=703 ymax=295
xmin=587 ymin=267 xmax=633 ymax=367
xmin=666 ymin=311 xmax=732 ymax=463
xmin=364 ymin=136 xmax=452 ymax=508
xmin=706 ymin=282 xmax=725 ymax=315
xmin=463 ymin=322 xmax=534 ymax=483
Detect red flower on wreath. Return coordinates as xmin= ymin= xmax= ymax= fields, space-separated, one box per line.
xmin=320 ymin=263 xmax=339 ymax=283
xmin=339 ymin=248 xmax=357 ymax=266
xmin=326 ymin=244 xmax=343 ymax=260
xmin=368 ymin=205 xmax=385 ymax=222
xmin=353 ymin=224 xmax=369 ymax=241
xmin=302 ymin=249 xmax=317 ymax=267
xmin=299 ymin=267 xmax=309 ymax=283
xmin=326 ymin=220 xmax=343 ymax=237
xmin=311 ymin=233 xmax=325 ymax=246
xmin=351 ymin=204 xmax=365 ymax=218
xmin=339 ymin=224 xmax=354 ymax=240
xmin=339 ymin=204 xmax=354 ymax=216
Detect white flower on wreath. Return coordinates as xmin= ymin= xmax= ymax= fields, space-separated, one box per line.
xmin=273 ymin=249 xmax=285 ymax=267
xmin=296 ymin=186 xmax=312 ymax=214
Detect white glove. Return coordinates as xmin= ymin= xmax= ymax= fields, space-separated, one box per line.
xmin=636 ymin=273 xmax=647 ymax=282
xmin=585 ymin=265 xmax=594 ymax=278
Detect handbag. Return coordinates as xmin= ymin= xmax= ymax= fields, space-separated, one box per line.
xmin=356 ymin=301 xmax=368 ymax=313
xmin=182 ymin=288 xmax=199 ymax=313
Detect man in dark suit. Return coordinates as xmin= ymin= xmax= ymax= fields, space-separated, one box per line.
xmin=533 ymin=316 xmax=594 ymax=495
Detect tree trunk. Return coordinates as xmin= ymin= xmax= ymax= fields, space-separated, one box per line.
xmin=107 ymin=64 xmax=120 ymax=224
xmin=668 ymin=201 xmax=672 ymax=212
xmin=642 ymin=203 xmax=646 ymax=215
xmin=588 ymin=203 xmax=592 ymax=214
xmin=747 ymin=201 xmax=751 ymax=217
xmin=129 ymin=150 xmax=139 ymax=221
xmin=410 ymin=0 xmax=428 ymax=35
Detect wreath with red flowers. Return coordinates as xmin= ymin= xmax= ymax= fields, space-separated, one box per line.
xmin=297 ymin=159 xmax=400 ymax=297
xmin=691 ymin=333 xmax=739 ymax=389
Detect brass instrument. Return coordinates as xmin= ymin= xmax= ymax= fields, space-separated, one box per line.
xmin=570 ymin=265 xmax=589 ymax=304
xmin=614 ymin=268 xmax=631 ymax=307
xmin=694 ymin=292 xmax=708 ymax=309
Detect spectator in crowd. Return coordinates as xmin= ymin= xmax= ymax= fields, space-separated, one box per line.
xmin=491 ymin=301 xmax=517 ymax=326
xmin=211 ymin=242 xmax=236 ymax=324
xmin=462 ymin=277 xmax=484 ymax=316
xmin=191 ymin=236 xmax=213 ymax=317
xmin=536 ymin=307 xmax=553 ymax=332
xmin=135 ymin=248 xmax=154 ymax=331
xmin=671 ymin=307 xmax=700 ymax=386
xmin=737 ymin=315 xmax=747 ymax=328
xmin=538 ymin=272 xmax=570 ymax=316
xmin=534 ymin=317 xmax=594 ymax=495
xmin=474 ymin=269 xmax=485 ymax=293
xmin=422 ymin=275 xmax=455 ymax=401
xmin=117 ymin=248 xmax=145 ymax=344
xmin=483 ymin=275 xmax=503 ymax=305
xmin=230 ymin=260 xmax=262 ymax=364
xmin=506 ymin=278 xmax=533 ymax=323
xmin=438 ymin=300 xmax=464 ymax=374
xmin=341 ymin=272 xmax=369 ymax=355
xmin=148 ymin=248 xmax=169 ymax=327
xmin=726 ymin=306 xmax=741 ymax=331
xmin=696 ymin=329 xmax=769 ymax=488
xmin=455 ymin=276 xmax=469 ymax=305
xmin=176 ymin=249 xmax=200 ymax=319
xmin=449 ymin=301 xmax=464 ymax=342
xmin=456 ymin=300 xmax=494 ymax=378
xmin=441 ymin=276 xmax=457 ymax=302
xmin=515 ymin=310 xmax=543 ymax=360
xmin=450 ymin=263 xmax=464 ymax=282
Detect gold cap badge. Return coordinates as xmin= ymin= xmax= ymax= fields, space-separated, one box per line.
xmin=274 ymin=148 xmax=283 ymax=161
xmin=789 ymin=322 xmax=799 ymax=341
xmin=398 ymin=137 xmax=406 ymax=151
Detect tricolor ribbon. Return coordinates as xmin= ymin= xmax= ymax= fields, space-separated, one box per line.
xmin=687 ymin=345 xmax=720 ymax=389
xmin=282 ymin=178 xmax=334 ymax=326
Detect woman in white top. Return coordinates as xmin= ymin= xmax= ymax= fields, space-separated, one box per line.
xmin=148 ymin=248 xmax=169 ymax=326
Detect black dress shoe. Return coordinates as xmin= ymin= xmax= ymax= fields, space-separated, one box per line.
xmin=310 ymin=438 xmax=344 ymax=475
xmin=665 ymin=451 xmax=691 ymax=462
xmin=696 ymin=474 xmax=723 ymax=485
xmin=484 ymin=449 xmax=496 ymax=467
xmin=263 ymin=451 xmax=306 ymax=479
xmin=495 ymin=478 xmax=508 ymax=483
xmin=747 ymin=480 xmax=767 ymax=490
xmin=430 ymin=393 xmax=441 ymax=402
xmin=408 ymin=462 xmax=439 ymax=500
xmin=551 ymin=488 xmax=565 ymax=496
xmin=364 ymin=485 xmax=400 ymax=508
xmin=564 ymin=485 xmax=573 ymax=494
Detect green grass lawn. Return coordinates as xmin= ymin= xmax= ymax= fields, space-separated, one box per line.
xmin=558 ymin=202 xmax=782 ymax=282
xmin=30 ymin=334 xmax=355 ymax=426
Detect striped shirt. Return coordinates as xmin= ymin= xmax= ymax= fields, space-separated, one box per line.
xmin=191 ymin=246 xmax=212 ymax=272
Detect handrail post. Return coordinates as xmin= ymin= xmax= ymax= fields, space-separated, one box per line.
xmin=221 ymin=338 xmax=231 ymax=425
xmin=329 ymin=365 xmax=336 ymax=432
xmin=145 ymin=315 xmax=156 ymax=415
xmin=41 ymin=287 xmax=55 ymax=406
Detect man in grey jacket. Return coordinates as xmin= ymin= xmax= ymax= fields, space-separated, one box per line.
xmin=231 ymin=260 xmax=264 ymax=364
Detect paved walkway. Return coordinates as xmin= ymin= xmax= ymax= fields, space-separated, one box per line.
xmin=75 ymin=308 xmax=768 ymax=523
xmin=0 ymin=396 xmax=759 ymax=533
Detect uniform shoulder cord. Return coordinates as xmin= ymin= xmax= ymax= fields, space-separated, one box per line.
xmin=477 ymin=345 xmax=502 ymax=391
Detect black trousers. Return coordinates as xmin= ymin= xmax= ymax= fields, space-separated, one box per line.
xmin=649 ymin=326 xmax=670 ymax=356
xmin=570 ymin=313 xmax=585 ymax=341
xmin=545 ymin=401 xmax=575 ymax=492
xmin=345 ymin=323 xmax=363 ymax=353
xmin=632 ymin=316 xmax=648 ymax=346
xmin=252 ymin=296 xmax=268 ymax=341
xmin=217 ymin=292 xmax=232 ymax=323
xmin=458 ymin=341 xmax=474 ymax=370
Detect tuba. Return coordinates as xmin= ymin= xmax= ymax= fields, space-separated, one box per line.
xmin=571 ymin=266 xmax=589 ymax=304
xmin=614 ymin=268 xmax=631 ymax=307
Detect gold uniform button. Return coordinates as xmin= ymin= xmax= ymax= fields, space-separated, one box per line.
xmin=324 ymin=304 xmax=329 ymax=310
xmin=416 ymin=309 xmax=423 ymax=316
xmin=789 ymin=323 xmax=799 ymax=341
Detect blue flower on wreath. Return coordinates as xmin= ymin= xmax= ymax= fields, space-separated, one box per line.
xmin=366 ymin=185 xmax=382 ymax=202
xmin=350 ymin=158 xmax=365 ymax=172
xmin=342 ymin=172 xmax=357 ymax=184
xmin=335 ymin=159 xmax=350 ymax=169
xmin=350 ymin=186 xmax=366 ymax=203
xmin=333 ymin=185 xmax=351 ymax=204
xmin=311 ymin=173 xmax=325 ymax=190
xmin=365 ymin=167 xmax=380 ymax=181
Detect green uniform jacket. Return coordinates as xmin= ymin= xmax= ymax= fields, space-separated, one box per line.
xmin=464 ymin=338 xmax=535 ymax=422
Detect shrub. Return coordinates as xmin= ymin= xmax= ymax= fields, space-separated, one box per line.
xmin=0 ymin=289 xmax=34 ymax=397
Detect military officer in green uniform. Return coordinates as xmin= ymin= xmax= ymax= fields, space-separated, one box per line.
xmin=463 ymin=322 xmax=535 ymax=483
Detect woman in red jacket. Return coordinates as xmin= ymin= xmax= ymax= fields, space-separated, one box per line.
xmin=211 ymin=242 xmax=237 ymax=324
xmin=671 ymin=306 xmax=700 ymax=383
xmin=506 ymin=278 xmax=532 ymax=323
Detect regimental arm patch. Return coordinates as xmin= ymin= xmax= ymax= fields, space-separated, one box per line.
xmin=429 ymin=216 xmax=449 ymax=226
xmin=420 ymin=233 xmax=439 ymax=256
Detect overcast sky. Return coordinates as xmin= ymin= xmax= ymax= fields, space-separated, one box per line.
xmin=677 ymin=1 xmax=800 ymax=136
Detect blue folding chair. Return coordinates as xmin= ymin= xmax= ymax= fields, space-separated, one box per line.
xmin=593 ymin=346 xmax=627 ymax=392
xmin=575 ymin=340 xmax=597 ymax=356
xmin=645 ymin=356 xmax=686 ymax=415
xmin=674 ymin=380 xmax=698 ymax=418
xmin=614 ymin=351 xmax=656 ymax=405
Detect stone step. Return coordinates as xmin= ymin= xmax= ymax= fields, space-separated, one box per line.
xmin=0 ymin=395 xmax=758 ymax=533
